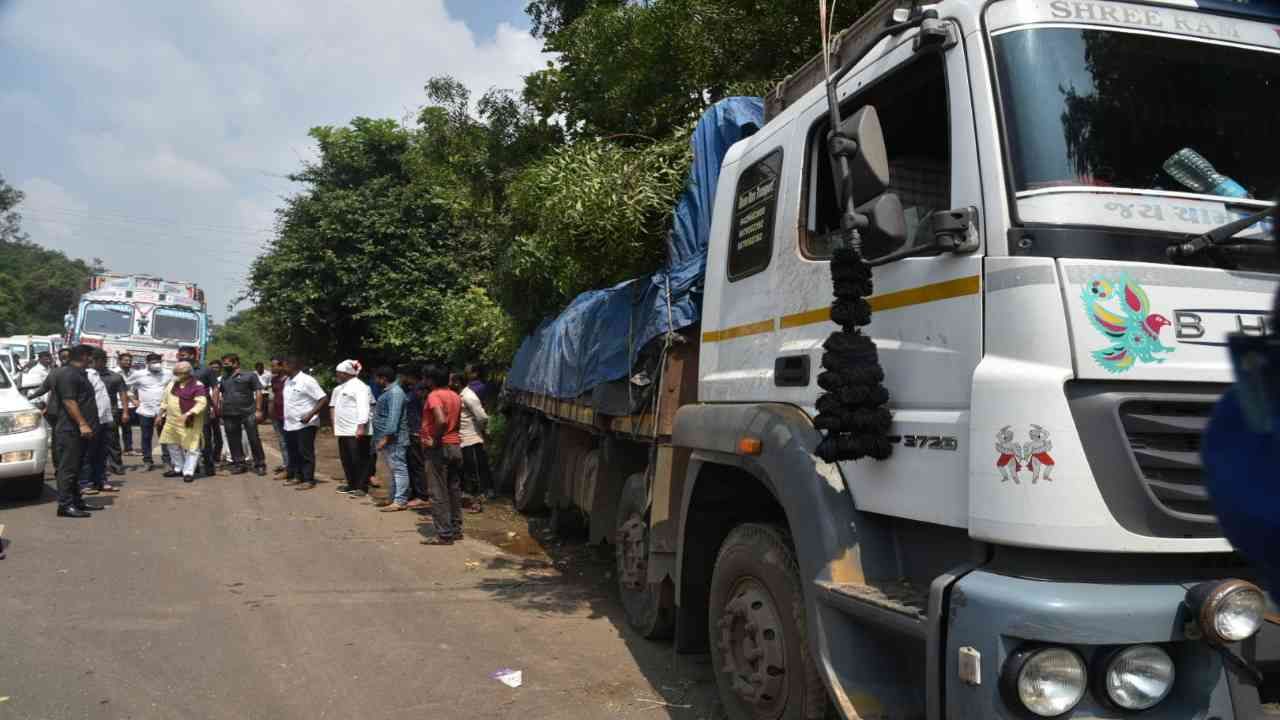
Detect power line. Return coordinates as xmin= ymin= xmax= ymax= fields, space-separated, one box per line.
xmin=21 ymin=206 xmax=277 ymax=237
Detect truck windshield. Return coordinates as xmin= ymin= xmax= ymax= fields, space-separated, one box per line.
xmin=152 ymin=307 xmax=199 ymax=341
xmin=992 ymin=27 xmax=1280 ymax=198
xmin=82 ymin=302 xmax=134 ymax=336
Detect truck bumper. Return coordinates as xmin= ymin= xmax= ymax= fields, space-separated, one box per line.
xmin=943 ymin=569 xmax=1277 ymax=718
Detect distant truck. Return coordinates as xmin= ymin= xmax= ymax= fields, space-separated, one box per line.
xmin=501 ymin=0 xmax=1280 ymax=717
xmin=70 ymin=273 xmax=209 ymax=370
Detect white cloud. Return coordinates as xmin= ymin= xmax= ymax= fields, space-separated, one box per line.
xmin=18 ymin=177 xmax=88 ymax=245
xmin=0 ymin=0 xmax=547 ymax=317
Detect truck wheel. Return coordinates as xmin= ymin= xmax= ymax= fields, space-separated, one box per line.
xmin=615 ymin=470 xmax=674 ymax=639
xmin=496 ymin=415 xmax=531 ymax=495
xmin=710 ymin=524 xmax=829 ymax=720
xmin=513 ymin=420 xmax=550 ymax=513
xmin=0 ymin=474 xmax=46 ymax=502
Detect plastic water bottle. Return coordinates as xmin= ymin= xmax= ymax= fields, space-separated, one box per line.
xmin=1163 ymin=148 xmax=1249 ymax=198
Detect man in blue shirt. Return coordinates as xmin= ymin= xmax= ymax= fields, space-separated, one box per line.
xmin=1203 ymin=239 xmax=1279 ymax=599
xmin=371 ymin=365 xmax=411 ymax=511
xmin=399 ymin=364 xmax=430 ymax=507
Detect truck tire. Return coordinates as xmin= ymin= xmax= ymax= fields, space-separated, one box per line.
xmin=513 ymin=419 xmax=551 ymax=513
xmin=0 ymin=473 xmax=46 ymax=502
xmin=615 ymin=470 xmax=674 ymax=639
xmin=709 ymin=523 xmax=830 ymax=720
xmin=496 ymin=414 xmax=531 ymax=494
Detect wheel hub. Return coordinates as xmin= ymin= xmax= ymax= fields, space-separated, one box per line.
xmin=716 ymin=579 xmax=788 ymax=716
xmin=617 ymin=514 xmax=648 ymax=590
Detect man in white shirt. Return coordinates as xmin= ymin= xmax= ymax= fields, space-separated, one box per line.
xmin=128 ymin=353 xmax=172 ymax=471
xmin=457 ymin=372 xmax=494 ymax=503
xmin=282 ymin=356 xmax=328 ymax=489
xmin=81 ymin=349 xmax=118 ymax=495
xmin=18 ymin=350 xmax=52 ymax=404
xmin=330 ymin=359 xmax=373 ymax=497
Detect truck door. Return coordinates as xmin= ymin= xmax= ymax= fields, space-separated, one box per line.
xmin=778 ymin=34 xmax=984 ymax=528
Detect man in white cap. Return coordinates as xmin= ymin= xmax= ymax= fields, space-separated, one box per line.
xmin=331 ymin=359 xmax=373 ymax=497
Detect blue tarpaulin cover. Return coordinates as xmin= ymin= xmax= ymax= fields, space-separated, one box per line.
xmin=507 ymin=97 xmax=765 ymax=399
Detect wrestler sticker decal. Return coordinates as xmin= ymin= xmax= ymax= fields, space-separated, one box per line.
xmin=995 ymin=425 xmax=1056 ymax=484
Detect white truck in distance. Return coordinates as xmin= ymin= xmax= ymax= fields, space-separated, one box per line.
xmin=500 ymin=0 xmax=1279 ymax=717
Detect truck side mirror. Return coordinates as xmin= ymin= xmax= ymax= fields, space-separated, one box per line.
xmin=856 ymin=193 xmax=908 ymax=259
xmin=829 ymin=106 xmax=890 ymax=206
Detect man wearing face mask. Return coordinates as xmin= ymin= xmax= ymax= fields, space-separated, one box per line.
xmin=177 ymin=347 xmax=222 ymax=477
xmin=128 ymin=353 xmax=171 ymax=472
xmin=219 ymin=353 xmax=267 ymax=476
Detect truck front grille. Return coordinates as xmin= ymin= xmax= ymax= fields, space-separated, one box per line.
xmin=1119 ymin=400 xmax=1215 ymax=522
xmin=1067 ymin=382 xmax=1225 ymax=539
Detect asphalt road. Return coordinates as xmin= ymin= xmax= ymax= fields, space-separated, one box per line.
xmin=0 ymin=450 xmax=718 ymax=719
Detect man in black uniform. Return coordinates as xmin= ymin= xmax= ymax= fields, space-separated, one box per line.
xmin=50 ymin=345 xmax=104 ymax=518
xmin=219 ymin=353 xmax=266 ymax=476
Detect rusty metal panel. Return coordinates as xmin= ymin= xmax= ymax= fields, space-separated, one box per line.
xmin=648 ymin=444 xmax=690 ymax=556
xmin=764 ymin=0 xmax=902 ymax=123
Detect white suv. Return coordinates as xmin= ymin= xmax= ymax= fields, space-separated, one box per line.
xmin=0 ymin=363 xmax=48 ymax=501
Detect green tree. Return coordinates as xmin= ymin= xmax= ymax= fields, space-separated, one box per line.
xmin=0 ymin=174 xmax=93 ymax=336
xmin=207 ymin=307 xmax=281 ymax=366
xmin=523 ymin=0 xmax=836 ymax=138
xmin=245 ymin=80 xmax=554 ymax=367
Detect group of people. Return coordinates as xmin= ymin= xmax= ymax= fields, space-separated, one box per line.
xmin=26 ymin=344 xmax=272 ymax=516
xmin=29 ymin=344 xmax=495 ymax=546
xmin=322 ymin=360 xmax=494 ymax=546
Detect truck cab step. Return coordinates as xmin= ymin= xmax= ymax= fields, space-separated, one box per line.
xmin=815 ymin=580 xmax=928 ymax=640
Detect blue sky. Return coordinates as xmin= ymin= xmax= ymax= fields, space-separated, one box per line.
xmin=0 ymin=1 xmax=544 ymax=322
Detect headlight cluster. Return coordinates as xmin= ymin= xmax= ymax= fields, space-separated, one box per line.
xmin=1001 ymin=579 xmax=1267 ymax=717
xmin=1003 ymin=644 xmax=1174 ymax=716
xmin=0 ymin=410 xmax=42 ymax=436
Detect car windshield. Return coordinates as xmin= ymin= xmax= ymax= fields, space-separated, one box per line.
xmin=992 ymin=27 xmax=1280 ymax=198
xmin=82 ymin=303 xmax=135 ymax=336
xmin=0 ymin=362 xmax=10 ymax=389
xmin=31 ymin=341 xmax=51 ymax=355
xmin=152 ymin=307 xmax=200 ymax=341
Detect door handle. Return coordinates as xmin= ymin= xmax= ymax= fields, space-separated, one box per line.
xmin=774 ymin=355 xmax=811 ymax=387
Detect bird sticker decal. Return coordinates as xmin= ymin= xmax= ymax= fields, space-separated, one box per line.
xmin=1082 ymin=275 xmax=1174 ymax=373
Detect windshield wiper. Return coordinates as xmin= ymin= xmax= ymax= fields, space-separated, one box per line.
xmin=1167 ymin=207 xmax=1274 ymax=261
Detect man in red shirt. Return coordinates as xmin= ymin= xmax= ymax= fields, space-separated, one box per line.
xmin=269 ymin=357 xmax=290 ymax=475
xmin=420 ymin=364 xmax=464 ymax=545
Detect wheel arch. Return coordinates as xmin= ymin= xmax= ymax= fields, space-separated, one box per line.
xmin=671 ymin=404 xmax=866 ymax=648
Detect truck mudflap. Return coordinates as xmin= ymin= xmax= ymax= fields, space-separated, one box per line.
xmin=944 ymin=569 xmax=1278 ymax=718
xmin=673 ymin=402 xmax=969 ymax=719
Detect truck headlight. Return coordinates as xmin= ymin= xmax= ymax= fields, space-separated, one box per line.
xmin=1003 ymin=646 xmax=1087 ymax=717
xmin=1187 ymin=579 xmax=1266 ymax=644
xmin=0 ymin=410 xmax=42 ymax=435
xmin=1103 ymin=645 xmax=1174 ymax=710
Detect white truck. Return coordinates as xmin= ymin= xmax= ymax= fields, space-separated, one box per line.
xmin=501 ymin=0 xmax=1279 ymax=716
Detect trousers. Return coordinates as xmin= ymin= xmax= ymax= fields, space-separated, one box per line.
xmin=54 ymin=426 xmax=86 ymax=508
xmin=271 ymin=418 xmax=290 ymax=468
xmin=79 ymin=423 xmax=111 ymax=490
xmin=284 ymin=426 xmax=318 ymax=482
xmin=138 ymin=414 xmax=158 ymax=463
xmin=337 ymin=435 xmax=371 ymax=491
xmin=168 ymin=445 xmax=200 ymax=476
xmin=461 ymin=443 xmax=492 ymax=496
xmin=407 ymin=437 xmax=428 ymax=500
xmin=425 ymin=444 xmax=464 ymax=539
xmin=200 ymin=416 xmax=222 ymax=475
xmin=223 ymin=414 xmax=266 ymax=469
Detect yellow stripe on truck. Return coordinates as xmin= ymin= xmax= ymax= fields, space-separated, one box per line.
xmin=702 ymin=318 xmax=777 ymax=343
xmin=706 ymin=275 xmax=981 ymax=341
